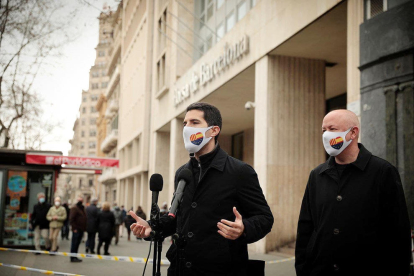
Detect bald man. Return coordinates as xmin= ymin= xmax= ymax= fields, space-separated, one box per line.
xmin=295 ymin=110 xmax=411 ymax=276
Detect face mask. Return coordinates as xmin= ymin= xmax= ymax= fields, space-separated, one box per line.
xmin=183 ymin=126 xmax=213 ymax=153
xmin=55 ymin=201 xmax=60 ymax=206
xmin=322 ymin=128 xmax=353 ymax=156
xmin=39 ymin=198 xmax=45 ymax=203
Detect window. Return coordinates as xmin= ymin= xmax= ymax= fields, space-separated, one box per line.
xmin=81 ymin=131 xmax=85 ymax=137
xmin=101 ymin=70 xmax=106 ymax=76
xmin=89 ymin=142 xmax=96 ymax=149
xmin=111 ymin=114 xmax=119 ymax=130
xmin=79 ymin=179 xmax=82 ymax=188
xmin=88 ymin=179 xmax=93 ymax=186
xmin=91 ymin=106 xmax=96 ymax=113
xmin=158 ymin=9 xmax=167 ymax=54
xmin=83 ymin=96 xmax=87 ymax=102
xmin=80 ymin=142 xmax=85 ymax=149
xmin=365 ymin=0 xmax=387 ymax=20
xmin=112 ymin=190 xmax=116 ymax=202
xmin=81 ymin=119 xmax=85 ymax=126
xmin=90 ymin=118 xmax=97 ymax=125
xmin=90 ymin=129 xmax=96 ymax=137
xmin=91 ymin=95 xmax=99 ymax=101
xmin=226 ymin=11 xmax=235 ymax=32
xmin=82 ymin=107 xmax=86 ymax=113
xmin=217 ymin=0 xmax=225 ymax=9
xmin=92 ymin=71 xmax=99 ymax=78
xmin=237 ymin=1 xmax=247 ymax=21
xmin=216 ymin=22 xmax=224 ymax=42
xmin=91 ymin=83 xmax=99 ymax=89
xmin=157 ymin=54 xmax=166 ymax=91
xmin=98 ymin=50 xmax=105 ymax=57
xmin=101 ymin=82 xmax=108 ymax=88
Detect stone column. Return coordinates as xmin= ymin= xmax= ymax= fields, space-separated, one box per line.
xmin=254 ymin=55 xmax=326 ymax=253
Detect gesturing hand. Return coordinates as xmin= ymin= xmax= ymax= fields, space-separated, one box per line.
xmin=217 ymin=207 xmax=245 ymax=240
xmin=129 ymin=211 xmax=152 ymax=239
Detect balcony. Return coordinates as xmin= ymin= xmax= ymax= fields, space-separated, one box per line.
xmin=105 ymin=65 xmax=120 ymax=99
xmin=101 ymin=129 xmax=118 ymax=154
xmin=98 ymin=167 xmax=117 ymax=184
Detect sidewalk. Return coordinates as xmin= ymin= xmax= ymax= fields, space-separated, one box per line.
xmin=0 ymin=232 xmax=296 ymax=276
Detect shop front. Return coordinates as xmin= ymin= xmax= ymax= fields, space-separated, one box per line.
xmin=0 ymin=149 xmax=62 ymax=248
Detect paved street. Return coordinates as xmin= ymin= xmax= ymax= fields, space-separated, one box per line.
xmin=0 ymin=232 xmax=296 ymax=276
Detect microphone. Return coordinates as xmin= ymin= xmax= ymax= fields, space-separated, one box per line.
xmin=168 ymin=168 xmax=192 ymax=218
xmin=150 ymin=173 xmax=163 ymax=206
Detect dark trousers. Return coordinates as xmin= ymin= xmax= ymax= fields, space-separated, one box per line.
xmin=61 ymin=222 xmax=69 ymax=239
xmin=97 ymin=238 xmax=111 ymax=254
xmin=85 ymin=232 xmax=96 ymax=253
xmin=70 ymin=231 xmax=84 ymax=260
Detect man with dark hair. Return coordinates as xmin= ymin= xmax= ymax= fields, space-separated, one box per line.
xmin=130 ymin=102 xmax=274 ymax=276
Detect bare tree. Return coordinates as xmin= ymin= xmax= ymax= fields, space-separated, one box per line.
xmin=0 ymin=0 xmax=75 ymax=148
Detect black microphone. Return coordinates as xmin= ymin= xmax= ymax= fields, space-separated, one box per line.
xmin=168 ymin=168 xmax=192 ymax=218
xmin=150 ymin=174 xmax=163 ymax=206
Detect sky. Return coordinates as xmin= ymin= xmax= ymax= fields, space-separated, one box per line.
xmin=33 ymin=0 xmax=118 ymax=155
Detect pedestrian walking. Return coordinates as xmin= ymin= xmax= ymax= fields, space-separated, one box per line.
xmin=85 ymin=198 xmax=99 ymax=254
xmin=30 ymin=192 xmax=51 ymax=253
xmin=120 ymin=205 xmax=126 ymax=238
xmin=124 ymin=207 xmax=135 ymax=241
xmin=69 ymin=195 xmax=87 ymax=263
xmin=46 ymin=196 xmax=67 ymax=253
xmin=134 ymin=206 xmax=147 ymax=241
xmin=160 ymin=202 xmax=168 ymax=216
xmin=112 ymin=203 xmax=123 ymax=245
xmin=61 ymin=203 xmax=70 ymax=240
xmin=295 ymin=109 xmax=411 ymax=276
xmin=97 ymin=202 xmax=115 ymax=255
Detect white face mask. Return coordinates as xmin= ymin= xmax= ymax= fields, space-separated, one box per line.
xmin=183 ymin=126 xmax=213 ymax=153
xmin=322 ymin=128 xmax=353 ymax=156
xmin=55 ymin=201 xmax=61 ymax=206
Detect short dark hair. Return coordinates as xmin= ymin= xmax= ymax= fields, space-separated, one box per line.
xmin=186 ymin=102 xmax=222 ymax=142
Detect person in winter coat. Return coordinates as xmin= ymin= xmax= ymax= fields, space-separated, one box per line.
xmin=295 ymin=110 xmax=411 ymax=276
xmin=30 ymin=192 xmax=51 ymax=252
xmin=112 ymin=203 xmax=123 ymax=245
xmin=130 ymin=102 xmax=274 ymax=276
xmin=61 ymin=203 xmax=70 ymax=240
xmin=69 ymin=195 xmax=87 ymax=262
xmin=97 ymin=202 xmax=115 ymax=255
xmin=124 ymin=207 xmax=135 ymax=241
xmin=46 ymin=196 xmax=67 ymax=252
xmin=85 ymin=198 xmax=99 ymax=254
xmin=120 ymin=205 xmax=126 ymax=238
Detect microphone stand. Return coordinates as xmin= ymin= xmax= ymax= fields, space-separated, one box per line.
xmin=150 ymin=203 xmax=164 ymax=276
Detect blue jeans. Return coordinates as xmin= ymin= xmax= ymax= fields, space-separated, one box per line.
xmin=70 ymin=231 xmax=84 ymax=260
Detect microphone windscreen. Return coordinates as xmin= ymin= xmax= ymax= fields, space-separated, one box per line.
xmin=150 ymin=174 xmax=163 ymax=191
xmin=178 ymin=168 xmax=192 ymax=183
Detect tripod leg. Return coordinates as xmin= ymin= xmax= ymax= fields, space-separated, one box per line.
xmin=153 ymin=241 xmax=157 ymax=276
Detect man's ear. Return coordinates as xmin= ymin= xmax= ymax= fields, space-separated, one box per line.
xmin=210 ymin=126 xmax=220 ymax=137
xmin=351 ymin=126 xmax=359 ymax=140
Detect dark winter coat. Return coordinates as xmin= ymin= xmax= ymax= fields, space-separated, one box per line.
xmin=98 ymin=210 xmax=115 ymax=240
xmin=124 ymin=214 xmax=135 ymax=229
xmin=31 ymin=202 xmax=51 ymax=229
xmin=158 ymin=145 xmax=274 ymax=276
xmin=295 ymin=144 xmax=411 ymax=276
xmin=86 ymin=204 xmax=99 ymax=233
xmin=69 ymin=203 xmax=87 ymax=232
xmin=112 ymin=207 xmax=123 ymax=226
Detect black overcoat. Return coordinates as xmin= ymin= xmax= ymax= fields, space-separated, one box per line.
xmin=97 ymin=210 xmax=115 ymax=240
xmin=31 ymin=202 xmax=51 ymax=229
xmin=295 ymin=144 xmax=411 ymax=276
xmin=86 ymin=204 xmax=99 ymax=233
xmin=159 ymin=146 xmax=274 ymax=276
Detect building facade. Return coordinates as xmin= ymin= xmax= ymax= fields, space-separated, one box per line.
xmin=68 ymin=10 xmax=115 ymax=204
xmin=69 ymin=0 xmax=414 ymax=253
xmin=97 ymin=3 xmax=122 ymax=204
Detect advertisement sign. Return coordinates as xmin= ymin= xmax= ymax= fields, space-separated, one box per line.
xmin=26 ymin=154 xmax=119 ymax=168
xmin=6 ymin=171 xmax=27 ymax=210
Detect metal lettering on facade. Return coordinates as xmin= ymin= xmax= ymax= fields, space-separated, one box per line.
xmin=174 ymin=35 xmax=249 ymax=106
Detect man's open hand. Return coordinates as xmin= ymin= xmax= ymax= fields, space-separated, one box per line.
xmin=129 ymin=211 xmax=152 ymax=238
xmin=217 ymin=207 xmax=245 ymax=240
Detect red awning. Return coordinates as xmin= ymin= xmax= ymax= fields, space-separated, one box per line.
xmin=26 ymin=154 xmax=119 ymax=168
